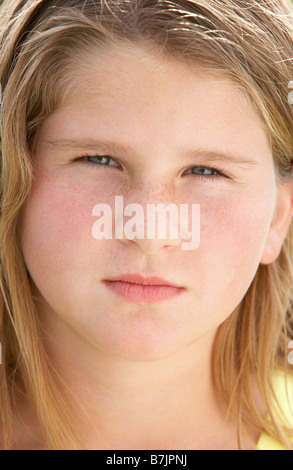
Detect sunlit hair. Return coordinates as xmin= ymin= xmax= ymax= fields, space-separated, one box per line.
xmin=1 ymin=0 xmax=293 ymax=450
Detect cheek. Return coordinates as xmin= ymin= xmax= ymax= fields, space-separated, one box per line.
xmin=18 ymin=178 xmax=104 ymax=281
xmin=196 ymin=189 xmax=274 ymax=300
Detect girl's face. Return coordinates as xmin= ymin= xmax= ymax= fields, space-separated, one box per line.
xmin=18 ymin=46 xmax=292 ymax=360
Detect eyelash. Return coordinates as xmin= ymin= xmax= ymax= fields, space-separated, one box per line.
xmin=74 ymin=155 xmax=229 ymax=182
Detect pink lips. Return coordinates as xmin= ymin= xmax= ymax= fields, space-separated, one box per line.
xmin=102 ymin=273 xmax=185 ymax=303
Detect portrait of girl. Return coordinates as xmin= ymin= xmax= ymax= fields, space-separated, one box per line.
xmin=0 ymin=0 xmax=293 ymax=450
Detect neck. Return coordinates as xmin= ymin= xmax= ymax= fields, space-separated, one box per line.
xmin=43 ymin=322 xmax=237 ymax=449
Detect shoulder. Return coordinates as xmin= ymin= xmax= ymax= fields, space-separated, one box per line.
xmin=271 ymin=370 xmax=293 ymax=427
xmin=256 ymin=370 xmax=293 ymax=450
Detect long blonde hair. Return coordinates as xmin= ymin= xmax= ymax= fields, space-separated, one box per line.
xmin=1 ymin=0 xmax=293 ymax=449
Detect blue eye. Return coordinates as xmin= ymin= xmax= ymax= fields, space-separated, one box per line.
xmin=185 ymin=166 xmax=226 ymax=181
xmin=84 ymin=155 xmax=120 ymax=167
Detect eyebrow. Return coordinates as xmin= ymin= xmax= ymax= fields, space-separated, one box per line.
xmin=44 ymin=138 xmax=259 ymax=168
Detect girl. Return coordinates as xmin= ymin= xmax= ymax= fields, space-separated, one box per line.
xmin=0 ymin=0 xmax=293 ymax=450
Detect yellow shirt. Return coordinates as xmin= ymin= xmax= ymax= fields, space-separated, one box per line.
xmin=256 ymin=371 xmax=293 ymax=450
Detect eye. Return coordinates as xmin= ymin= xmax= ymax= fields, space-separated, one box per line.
xmin=79 ymin=155 xmax=121 ymax=168
xmin=184 ymin=166 xmax=228 ymax=181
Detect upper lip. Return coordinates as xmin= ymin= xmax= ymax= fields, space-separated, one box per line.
xmin=104 ymin=273 xmax=183 ymax=288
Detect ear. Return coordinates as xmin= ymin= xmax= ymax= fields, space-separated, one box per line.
xmin=261 ymin=177 xmax=293 ymax=265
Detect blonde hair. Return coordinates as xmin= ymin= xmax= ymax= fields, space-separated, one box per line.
xmin=1 ymin=0 xmax=293 ymax=450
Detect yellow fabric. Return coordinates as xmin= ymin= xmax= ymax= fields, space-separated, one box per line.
xmin=256 ymin=371 xmax=293 ymax=450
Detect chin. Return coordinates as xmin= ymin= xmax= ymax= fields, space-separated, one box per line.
xmin=89 ymin=326 xmax=203 ymax=363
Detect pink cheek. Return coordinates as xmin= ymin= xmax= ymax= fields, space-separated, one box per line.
xmin=53 ymin=195 xmax=93 ymax=245
xmin=21 ymin=182 xmax=101 ymax=254
xmin=199 ymin=197 xmax=271 ymax=264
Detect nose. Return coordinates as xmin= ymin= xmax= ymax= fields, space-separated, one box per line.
xmin=122 ymin=215 xmax=183 ymax=255
xmin=125 ymin=239 xmax=180 ymax=256
xmin=116 ymin=193 xmax=185 ymax=256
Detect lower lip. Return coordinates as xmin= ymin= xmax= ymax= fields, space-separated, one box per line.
xmin=102 ymin=280 xmax=185 ymax=303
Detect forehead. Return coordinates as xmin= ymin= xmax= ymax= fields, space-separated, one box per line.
xmin=63 ymin=44 xmax=253 ymax=110
xmin=37 ymin=44 xmax=272 ymax=165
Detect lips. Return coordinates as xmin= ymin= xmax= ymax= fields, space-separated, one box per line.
xmin=102 ymin=273 xmax=185 ymax=304
xmin=104 ymin=273 xmax=182 ymax=288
